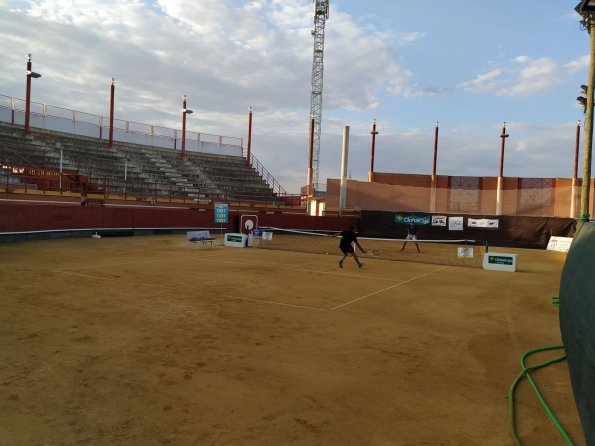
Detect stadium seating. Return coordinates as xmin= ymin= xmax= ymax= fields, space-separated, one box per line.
xmin=0 ymin=122 xmax=280 ymax=203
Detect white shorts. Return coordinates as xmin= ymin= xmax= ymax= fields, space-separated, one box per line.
xmin=405 ymin=234 xmax=417 ymax=241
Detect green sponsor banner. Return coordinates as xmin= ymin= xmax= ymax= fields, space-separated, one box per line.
xmin=488 ymin=255 xmax=513 ymax=265
xmin=394 ymin=214 xmax=431 ymax=225
xmin=227 ymin=235 xmax=243 ymax=243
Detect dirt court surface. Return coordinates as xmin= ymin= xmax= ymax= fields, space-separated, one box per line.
xmin=0 ymin=235 xmax=586 ymax=446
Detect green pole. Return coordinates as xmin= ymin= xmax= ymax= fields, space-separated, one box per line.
xmin=580 ymin=14 xmax=595 ymax=221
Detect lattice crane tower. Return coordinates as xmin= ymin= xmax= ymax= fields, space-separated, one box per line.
xmin=307 ymin=0 xmax=330 ymax=192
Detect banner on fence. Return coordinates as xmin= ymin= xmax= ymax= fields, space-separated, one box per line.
xmin=394 ymin=214 xmax=431 ymax=225
xmin=468 ymin=218 xmax=499 ymax=229
xmin=431 ymin=215 xmax=447 ymax=227
xmin=448 ymin=216 xmax=464 ymax=231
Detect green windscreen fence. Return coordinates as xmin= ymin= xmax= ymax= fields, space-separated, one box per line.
xmin=559 ymin=220 xmax=595 ymax=445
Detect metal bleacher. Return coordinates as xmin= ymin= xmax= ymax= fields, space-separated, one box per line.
xmin=0 ymin=123 xmax=282 ymax=204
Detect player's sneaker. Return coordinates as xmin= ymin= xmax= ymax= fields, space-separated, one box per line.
xmin=358 ymin=262 xmax=365 ymax=268
xmin=339 ymin=260 xmax=343 ymax=268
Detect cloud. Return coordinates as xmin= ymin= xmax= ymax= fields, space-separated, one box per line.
xmin=0 ymin=1 xmax=586 ymax=193
xmin=459 ymin=55 xmax=589 ymax=97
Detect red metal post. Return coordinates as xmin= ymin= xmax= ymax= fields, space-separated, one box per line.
xmin=24 ymin=54 xmax=33 ymax=135
xmin=307 ymin=116 xmax=315 ymax=194
xmin=370 ymin=118 xmax=378 ymax=182
xmin=432 ymin=121 xmax=439 ymax=180
xmin=247 ymin=106 xmax=253 ymax=165
xmin=499 ymin=122 xmax=508 ymax=177
xmin=574 ymin=120 xmax=581 ymax=180
xmin=181 ymin=95 xmax=187 ymax=158
xmin=108 ymin=78 xmax=115 ymax=148
xmin=571 ymin=120 xmax=582 ymax=218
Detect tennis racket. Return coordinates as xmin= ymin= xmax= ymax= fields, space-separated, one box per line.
xmin=366 ymin=249 xmax=382 ymax=258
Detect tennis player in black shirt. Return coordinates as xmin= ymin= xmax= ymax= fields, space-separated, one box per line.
xmin=332 ymin=225 xmax=367 ymax=268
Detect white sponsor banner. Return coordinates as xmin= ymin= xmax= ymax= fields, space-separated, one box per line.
xmin=457 ymin=247 xmax=474 ymax=258
xmin=449 ymin=216 xmax=464 ymax=231
xmin=546 ymin=236 xmax=573 ymax=253
xmin=431 ymin=215 xmax=447 ymax=226
xmin=468 ymin=218 xmax=499 ymax=229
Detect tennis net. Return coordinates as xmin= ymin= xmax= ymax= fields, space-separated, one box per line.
xmin=255 ymin=227 xmax=488 ymax=268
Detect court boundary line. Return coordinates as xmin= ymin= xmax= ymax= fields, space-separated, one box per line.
xmin=330 ymin=265 xmax=449 ymax=310
xmin=143 ymin=283 xmax=327 ymax=311
xmin=51 ymin=256 xmax=449 ymax=312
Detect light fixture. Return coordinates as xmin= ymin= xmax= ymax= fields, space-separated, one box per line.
xmin=576 ymin=0 xmax=595 ymax=14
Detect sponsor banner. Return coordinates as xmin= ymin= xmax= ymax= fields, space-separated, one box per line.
xmin=214 ymin=203 xmax=229 ymax=224
xmin=431 ymin=215 xmax=447 ymax=227
xmin=457 ymin=247 xmax=474 ymax=258
xmin=468 ymin=218 xmax=499 ymax=229
xmin=487 ymin=255 xmax=513 ymax=265
xmin=449 ymin=216 xmax=464 ymax=231
xmin=546 ymin=236 xmax=573 ymax=253
xmin=394 ymin=214 xmax=430 ymax=225
xmin=483 ymin=252 xmax=517 ymax=272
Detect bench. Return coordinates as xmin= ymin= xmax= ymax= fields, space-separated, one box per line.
xmin=187 ymin=230 xmax=216 ymax=249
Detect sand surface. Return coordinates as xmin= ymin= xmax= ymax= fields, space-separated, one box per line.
xmin=0 ymin=235 xmax=586 ymax=445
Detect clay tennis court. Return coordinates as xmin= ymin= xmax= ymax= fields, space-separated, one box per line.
xmin=0 ymin=235 xmax=586 ymax=445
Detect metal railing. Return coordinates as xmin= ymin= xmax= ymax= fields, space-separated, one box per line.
xmin=246 ymin=151 xmax=287 ymax=197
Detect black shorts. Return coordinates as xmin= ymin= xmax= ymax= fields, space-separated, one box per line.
xmin=340 ymin=245 xmax=354 ymax=254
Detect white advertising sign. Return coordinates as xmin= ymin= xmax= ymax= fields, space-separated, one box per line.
xmin=431 ymin=215 xmax=447 ymax=227
xmin=468 ymin=218 xmax=499 ymax=229
xmin=449 ymin=216 xmax=464 ymax=231
xmin=546 ymin=236 xmax=573 ymax=253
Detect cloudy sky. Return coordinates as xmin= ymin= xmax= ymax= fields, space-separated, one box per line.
xmin=0 ymin=0 xmax=591 ymax=194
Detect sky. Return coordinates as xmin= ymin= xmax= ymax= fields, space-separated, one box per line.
xmin=0 ymin=0 xmax=591 ymax=194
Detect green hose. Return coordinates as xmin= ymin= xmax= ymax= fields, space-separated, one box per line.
xmin=508 ymin=345 xmax=572 ymax=445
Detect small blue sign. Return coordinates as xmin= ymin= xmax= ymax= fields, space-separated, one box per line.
xmin=214 ymin=203 xmax=228 ymax=224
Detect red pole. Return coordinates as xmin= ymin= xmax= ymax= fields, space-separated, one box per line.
xmin=574 ymin=120 xmax=581 ymax=180
xmin=370 ymin=119 xmax=378 ymax=181
xmin=499 ymin=122 xmax=508 ymax=177
xmin=307 ymin=116 xmax=315 ymax=194
xmin=181 ymin=95 xmax=187 ymax=158
xmin=432 ymin=121 xmax=439 ymax=180
xmin=108 ymin=78 xmax=115 ymax=148
xmin=24 ymin=54 xmax=32 ymax=136
xmin=247 ymin=106 xmax=253 ymax=165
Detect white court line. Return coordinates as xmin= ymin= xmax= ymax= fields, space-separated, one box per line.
xmin=52 ymin=270 xmax=106 ymax=280
xmin=330 ymin=265 xmax=449 ymax=310
xmin=192 ymin=257 xmax=405 ymax=283
xmin=51 ymin=258 xmax=164 ymax=271
xmin=143 ymin=283 xmax=327 ymax=311
xmin=54 ymin=253 xmax=421 ymax=285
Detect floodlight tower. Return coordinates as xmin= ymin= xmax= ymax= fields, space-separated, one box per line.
xmin=306 ymin=0 xmax=330 ymax=194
